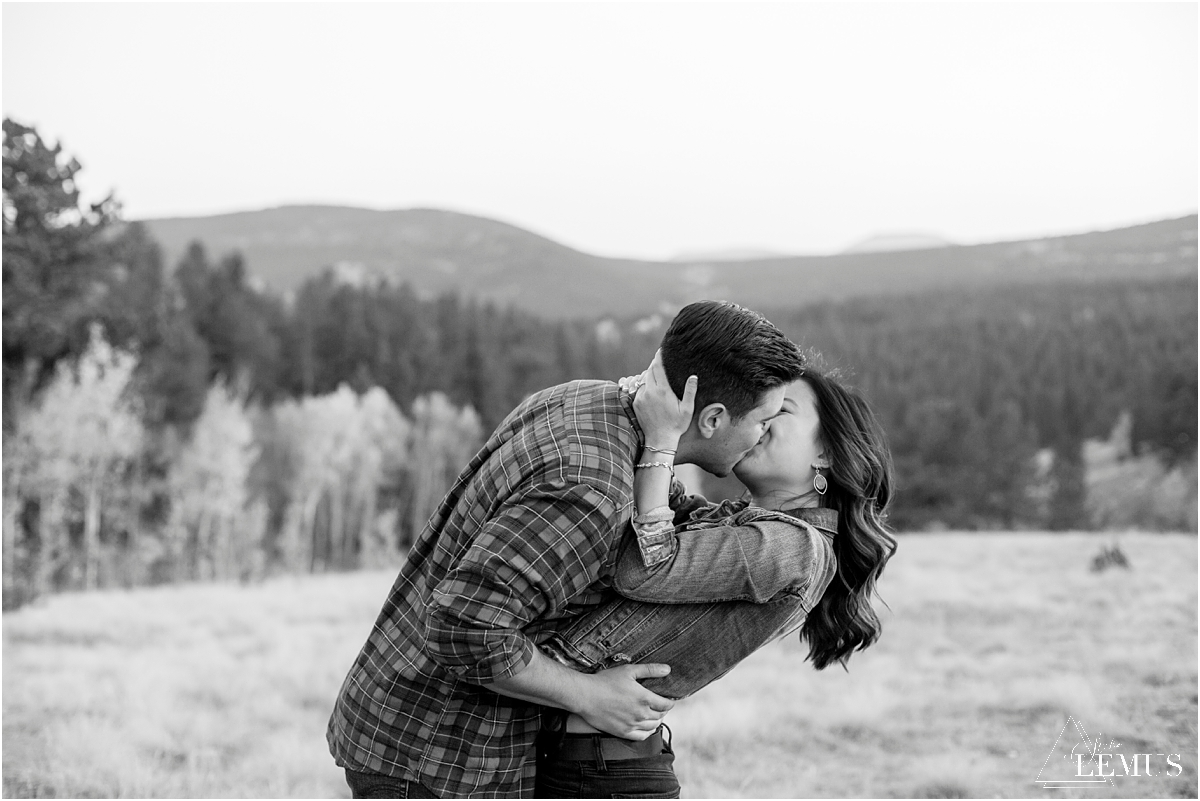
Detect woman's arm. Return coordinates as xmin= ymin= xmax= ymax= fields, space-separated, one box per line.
xmin=626 ymin=351 xmax=697 ymax=565
xmin=616 ymin=517 xmax=833 ymax=605
xmin=629 ymin=351 xmax=696 ymax=522
xmin=628 ymin=479 xmax=705 ymax=568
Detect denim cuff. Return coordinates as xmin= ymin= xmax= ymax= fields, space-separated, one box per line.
xmin=632 ymin=505 xmax=675 ymax=567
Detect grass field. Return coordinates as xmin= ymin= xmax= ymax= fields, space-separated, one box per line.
xmin=3 ymin=532 xmax=1196 ymax=798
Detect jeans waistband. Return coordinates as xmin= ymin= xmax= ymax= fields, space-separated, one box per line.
xmin=540 ymin=727 xmax=668 ymax=763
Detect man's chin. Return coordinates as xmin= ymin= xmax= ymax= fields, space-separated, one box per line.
xmin=696 ymin=452 xmax=751 ymax=478
xmin=692 ymin=459 xmax=733 ymax=478
xmin=730 ymin=453 xmax=755 ymax=476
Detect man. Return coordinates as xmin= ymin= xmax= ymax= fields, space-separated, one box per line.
xmin=328 ymin=300 xmax=805 ymax=798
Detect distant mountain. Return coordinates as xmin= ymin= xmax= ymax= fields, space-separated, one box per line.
xmin=669 ymin=247 xmax=793 ymax=262
xmin=140 ymin=207 xmax=1198 ymax=319
xmin=842 ymin=232 xmax=955 ymax=253
xmin=140 ymin=206 xmax=674 ymax=317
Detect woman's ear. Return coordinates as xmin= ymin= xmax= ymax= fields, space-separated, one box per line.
xmin=695 ymin=403 xmax=727 ymax=439
xmin=813 ymin=452 xmax=831 ymax=470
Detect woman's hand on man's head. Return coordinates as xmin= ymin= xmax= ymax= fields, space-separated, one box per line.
xmin=632 ymin=349 xmax=697 ymax=449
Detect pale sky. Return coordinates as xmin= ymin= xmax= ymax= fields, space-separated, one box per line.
xmin=3 ymin=2 xmax=1196 ymax=259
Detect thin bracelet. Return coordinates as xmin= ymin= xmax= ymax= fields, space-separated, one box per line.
xmin=643 ymin=445 xmax=677 ymax=456
xmin=635 ymin=461 xmax=675 ymax=476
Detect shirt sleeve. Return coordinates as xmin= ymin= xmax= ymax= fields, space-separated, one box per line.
xmin=423 ymin=482 xmax=621 ymax=684
xmin=614 ymin=517 xmax=833 ymax=605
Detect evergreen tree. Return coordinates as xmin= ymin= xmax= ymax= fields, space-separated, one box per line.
xmin=2 ymin=118 xmax=121 ymax=421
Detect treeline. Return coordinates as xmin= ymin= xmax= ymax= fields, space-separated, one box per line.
xmin=763 ymin=278 xmax=1197 ymax=530
xmin=4 ymin=331 xmax=482 ymax=602
xmin=1 ymin=119 xmax=654 ymax=608
xmin=3 ymin=118 xmax=1196 ymax=608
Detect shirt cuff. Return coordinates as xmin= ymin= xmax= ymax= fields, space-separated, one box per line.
xmin=632 ymin=505 xmax=675 ymax=567
xmin=425 ymin=599 xmax=537 ymax=684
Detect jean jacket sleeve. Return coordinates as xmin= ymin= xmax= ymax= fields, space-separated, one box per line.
xmin=614 ymin=511 xmax=834 ymax=605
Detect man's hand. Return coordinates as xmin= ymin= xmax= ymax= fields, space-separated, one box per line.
xmin=572 ymin=663 xmax=676 ymax=740
xmin=483 ymin=649 xmax=674 ymax=740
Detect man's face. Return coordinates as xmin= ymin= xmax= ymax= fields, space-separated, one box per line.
xmin=698 ymin=384 xmax=787 ymax=477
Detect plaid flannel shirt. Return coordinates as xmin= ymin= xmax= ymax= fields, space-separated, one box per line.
xmin=328 ymin=380 xmax=642 ymax=798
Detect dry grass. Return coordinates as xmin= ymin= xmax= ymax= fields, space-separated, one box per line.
xmin=3 ymin=533 xmax=1196 ymax=798
xmin=668 ymin=532 xmax=1197 ymax=799
xmin=3 ymin=571 xmax=397 ymax=798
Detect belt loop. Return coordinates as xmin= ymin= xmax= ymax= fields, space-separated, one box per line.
xmin=538 ymin=709 xmax=566 ymax=760
xmin=592 ymin=734 xmax=607 ymax=771
xmin=551 ymin=714 xmax=567 ymax=753
xmin=660 ymin=723 xmax=673 ymax=753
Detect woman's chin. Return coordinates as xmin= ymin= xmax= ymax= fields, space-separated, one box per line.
xmin=734 ymin=448 xmax=759 ymax=468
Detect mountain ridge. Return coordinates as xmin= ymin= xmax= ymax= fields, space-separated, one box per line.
xmin=842 ymin=232 xmax=956 ymax=253
xmin=140 ymin=206 xmax=1198 ymax=319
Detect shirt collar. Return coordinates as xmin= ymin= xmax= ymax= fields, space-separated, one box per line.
xmin=618 ymin=384 xmax=645 ymax=445
xmin=778 ymin=505 xmax=838 ymax=536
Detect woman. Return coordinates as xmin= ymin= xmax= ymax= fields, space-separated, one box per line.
xmin=532 ymin=354 xmax=897 ymax=799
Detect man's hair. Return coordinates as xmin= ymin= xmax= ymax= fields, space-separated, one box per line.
xmin=659 ymin=300 xmax=806 ymax=420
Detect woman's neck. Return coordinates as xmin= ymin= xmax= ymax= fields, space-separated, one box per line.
xmin=749 ymin=485 xmax=821 ymax=511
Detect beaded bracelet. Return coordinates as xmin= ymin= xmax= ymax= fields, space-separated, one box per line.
xmin=635 ymin=461 xmax=675 ymax=476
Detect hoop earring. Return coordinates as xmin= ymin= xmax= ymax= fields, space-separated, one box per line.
xmin=813 ymin=468 xmax=828 ymax=496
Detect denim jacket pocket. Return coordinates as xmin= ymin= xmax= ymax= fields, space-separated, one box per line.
xmin=538 ymin=594 xmax=807 ymax=700
xmin=539 ymin=600 xmax=665 ymax=673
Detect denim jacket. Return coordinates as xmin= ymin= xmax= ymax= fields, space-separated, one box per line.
xmin=537 ymin=488 xmax=838 ymax=700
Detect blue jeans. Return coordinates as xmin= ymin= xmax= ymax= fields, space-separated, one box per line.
xmin=534 ymin=726 xmax=681 ymax=799
xmin=344 ymin=768 xmax=438 ymax=798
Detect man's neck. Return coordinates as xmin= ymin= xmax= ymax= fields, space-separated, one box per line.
xmin=668 ymin=428 xmax=703 ymax=467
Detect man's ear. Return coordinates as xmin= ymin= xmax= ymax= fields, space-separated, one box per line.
xmin=695 ymin=403 xmax=727 ymax=439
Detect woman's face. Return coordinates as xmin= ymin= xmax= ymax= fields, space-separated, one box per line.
xmin=733 ymin=378 xmax=825 ymax=493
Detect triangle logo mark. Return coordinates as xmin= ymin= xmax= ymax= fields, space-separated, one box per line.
xmin=1033 ymin=715 xmax=1117 ymax=789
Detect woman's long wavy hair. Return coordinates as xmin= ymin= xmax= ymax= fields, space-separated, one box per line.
xmin=798 ymin=369 xmax=897 ymax=670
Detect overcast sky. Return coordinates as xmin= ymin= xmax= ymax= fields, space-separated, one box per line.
xmin=3 ymin=2 xmax=1196 ymax=259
